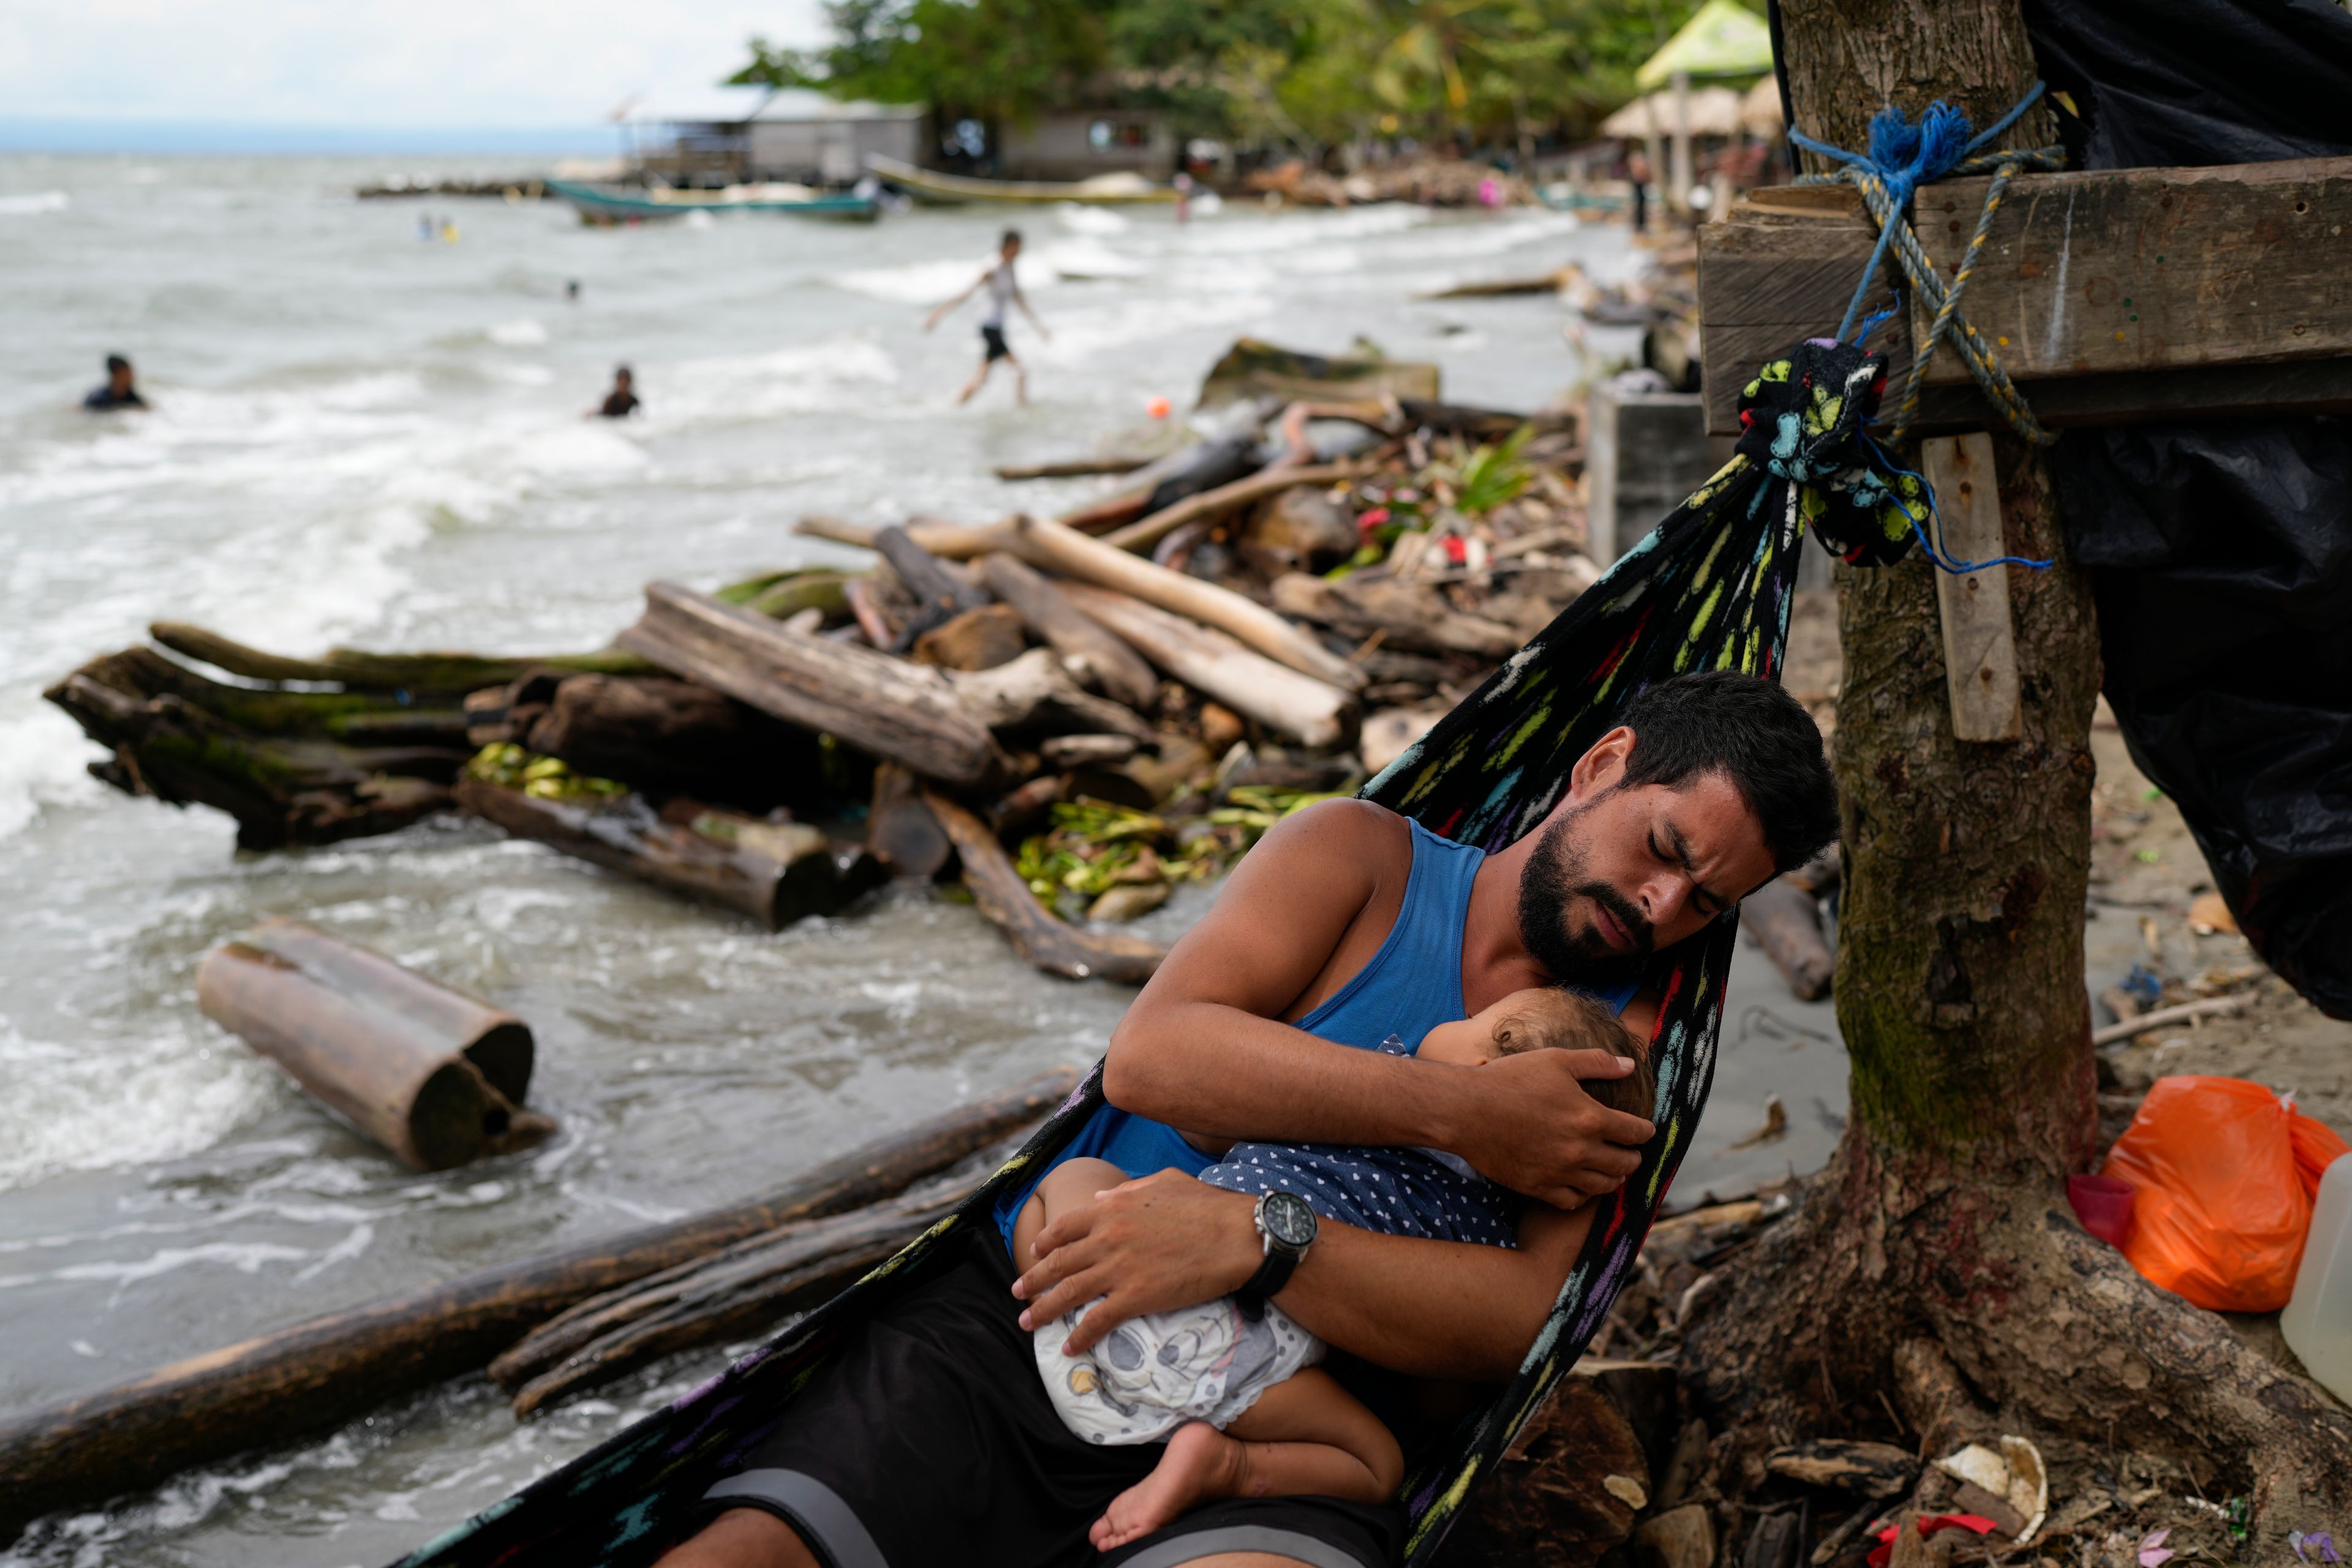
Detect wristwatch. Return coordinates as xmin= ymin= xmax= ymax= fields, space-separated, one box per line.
xmin=1235 ymin=1190 xmax=1317 ymax=1321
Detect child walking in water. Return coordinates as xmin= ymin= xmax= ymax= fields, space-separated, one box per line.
xmin=924 ymin=228 xmax=1049 ymax=405
xmin=1011 ymin=986 xmax=1656 ymax=1550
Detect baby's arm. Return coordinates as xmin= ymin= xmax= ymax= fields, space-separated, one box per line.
xmin=1012 ymin=1157 xmax=1129 ymax=1265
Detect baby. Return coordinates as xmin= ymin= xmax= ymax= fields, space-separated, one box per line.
xmin=1010 ymin=986 xmax=1657 ymax=1550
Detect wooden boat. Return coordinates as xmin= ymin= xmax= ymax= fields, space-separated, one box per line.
xmin=864 ymin=154 xmax=1178 ymax=206
xmin=546 ymin=179 xmax=880 ymax=224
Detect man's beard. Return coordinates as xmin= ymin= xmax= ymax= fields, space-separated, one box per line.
xmin=1517 ymin=805 xmax=1654 ymax=990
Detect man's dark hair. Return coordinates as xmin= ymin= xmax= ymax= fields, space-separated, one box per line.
xmin=1616 ymin=670 xmax=1838 ymax=874
xmin=614 ymin=364 xmax=632 ymax=379
xmin=105 ymin=355 xmax=130 ymax=373
xmin=1001 ymin=228 xmax=1023 ymax=247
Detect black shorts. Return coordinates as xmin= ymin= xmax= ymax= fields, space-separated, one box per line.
xmin=981 ymin=324 xmax=1011 ymax=361
xmin=698 ymin=1229 xmax=1402 ymax=1568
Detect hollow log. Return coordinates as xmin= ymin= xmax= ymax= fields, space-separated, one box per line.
xmin=1268 ymin=572 xmax=1525 ymax=659
xmin=523 ymin=673 xmax=827 ymax=812
xmin=867 ymin=762 xmax=952 ymax=878
xmin=456 ymin=779 xmax=882 ymax=929
xmin=45 ymin=668 xmax=458 ymax=850
xmin=1056 ymin=582 xmax=1354 ymax=749
xmin=1739 ymin=877 xmax=1834 ymax=1002
xmin=615 ymin=582 xmax=1003 ymax=786
xmin=922 ymin=789 xmax=1166 ymax=984
xmin=1100 ymin=462 xmax=1352 ymax=555
xmin=0 ymin=1069 xmax=1077 ymax=1540
xmin=196 ymin=919 xmax=551 ymax=1170
xmin=975 ymin=553 xmax=1159 ymax=710
xmin=949 ymin=647 xmax=1155 ymax=742
xmin=1011 ymin=513 xmax=1365 ymax=692
xmin=496 ymin=1178 xmax=979 ymax=1415
xmin=148 ymin=622 xmax=645 ymax=696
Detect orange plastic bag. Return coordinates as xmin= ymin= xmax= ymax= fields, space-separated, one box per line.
xmin=2100 ymin=1075 xmax=2351 ymax=1312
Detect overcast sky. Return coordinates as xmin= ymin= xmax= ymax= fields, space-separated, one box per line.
xmin=1 ymin=0 xmax=827 ymax=129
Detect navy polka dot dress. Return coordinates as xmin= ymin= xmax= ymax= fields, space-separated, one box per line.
xmin=1196 ymin=1034 xmax=1518 ymax=1248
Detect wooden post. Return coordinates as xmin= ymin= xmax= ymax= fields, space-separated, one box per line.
xmin=1919 ymin=433 xmax=2022 ymax=741
xmin=196 ymin=919 xmax=549 ymax=1170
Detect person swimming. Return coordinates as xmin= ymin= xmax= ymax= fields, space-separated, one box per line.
xmin=594 ymin=365 xmax=641 ymax=418
xmin=83 ymin=355 xmax=147 ymax=412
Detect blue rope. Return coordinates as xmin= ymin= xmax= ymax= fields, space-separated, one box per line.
xmin=1863 ymin=434 xmax=2052 ymax=573
xmin=1792 ymin=97 xmax=1983 ymax=342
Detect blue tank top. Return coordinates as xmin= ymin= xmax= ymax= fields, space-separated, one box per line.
xmin=993 ymin=817 xmax=1637 ymax=1253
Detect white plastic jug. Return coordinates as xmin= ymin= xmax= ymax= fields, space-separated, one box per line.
xmin=2282 ymin=1153 xmax=2352 ymax=1404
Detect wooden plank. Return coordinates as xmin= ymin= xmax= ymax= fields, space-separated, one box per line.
xmin=1697 ymin=160 xmax=2352 ymax=435
xmin=1910 ymin=156 xmax=2352 ymax=384
xmin=1920 ymin=433 xmax=2022 ymax=743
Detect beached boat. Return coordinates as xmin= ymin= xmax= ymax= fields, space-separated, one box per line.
xmin=864 ymin=154 xmax=1178 ymax=206
xmin=547 ymin=179 xmax=880 ymax=223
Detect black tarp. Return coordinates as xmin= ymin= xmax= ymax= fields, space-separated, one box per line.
xmin=2025 ymin=0 xmax=2352 ymax=1015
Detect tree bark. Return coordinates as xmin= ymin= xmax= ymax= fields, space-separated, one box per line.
xmin=0 ymin=1070 xmax=1079 ymax=1540
xmin=1683 ymin=1 xmax=2351 ymax=1555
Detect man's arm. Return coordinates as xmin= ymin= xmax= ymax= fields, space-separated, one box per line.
xmin=1015 ymin=1170 xmax=1596 ymax=1382
xmin=1106 ymin=800 xmax=1653 ymax=1208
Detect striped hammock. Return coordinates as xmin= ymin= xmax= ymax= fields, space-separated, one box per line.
xmin=392 ymin=337 xmax=1923 ymax=1568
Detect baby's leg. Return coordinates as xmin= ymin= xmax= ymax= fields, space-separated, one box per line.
xmin=1009 ymin=1156 xmax=1127 ymax=1266
xmin=1090 ymin=1369 xmax=1403 ymax=1550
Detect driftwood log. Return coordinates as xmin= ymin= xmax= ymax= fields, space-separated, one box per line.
xmin=196 ymin=919 xmax=551 ymax=1170
xmin=922 ymin=790 xmax=1167 ymax=984
xmin=45 ymin=662 xmax=459 ymax=850
xmin=519 ymin=673 xmax=827 ymax=813
xmin=150 ymin=621 xmax=644 ymax=696
xmin=976 ymin=552 xmax=1160 ymax=710
xmin=948 ymin=648 xmax=1155 ymax=742
xmin=1057 ymin=581 xmax=1355 ymax=750
xmin=616 ymin=581 xmax=1003 ymax=785
xmin=873 ymin=524 xmax=992 ymax=650
xmin=1740 ymin=877 xmax=1835 ymax=1002
xmin=1010 ymin=512 xmax=1366 ymax=692
xmin=456 ymin=779 xmax=883 ymax=929
xmin=494 ymin=1177 xmax=981 ymax=1416
xmin=0 ymin=1069 xmax=1077 ymax=1540
xmin=797 ymin=514 xmax=1014 ymax=560
xmin=1101 ymin=462 xmax=1353 ymax=554
xmin=993 ymin=454 xmax=1150 ymax=480
xmin=1270 ymin=572 xmax=1525 ymax=659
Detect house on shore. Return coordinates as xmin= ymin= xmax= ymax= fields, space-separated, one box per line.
xmin=623 ymin=87 xmax=924 ymax=187
xmin=994 ymin=107 xmax=1176 ymax=181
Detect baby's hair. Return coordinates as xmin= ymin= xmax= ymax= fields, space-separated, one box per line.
xmin=1490 ymin=988 xmax=1656 ymax=1120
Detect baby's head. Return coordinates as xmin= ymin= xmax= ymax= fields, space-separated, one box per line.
xmin=1419 ymin=987 xmax=1656 ymax=1120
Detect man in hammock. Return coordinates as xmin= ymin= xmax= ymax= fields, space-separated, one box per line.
xmin=659 ymin=670 xmax=1838 ymax=1568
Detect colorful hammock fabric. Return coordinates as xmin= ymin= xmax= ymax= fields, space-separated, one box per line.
xmin=390 ymin=337 xmax=1925 ymax=1568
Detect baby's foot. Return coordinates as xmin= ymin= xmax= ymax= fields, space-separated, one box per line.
xmin=1090 ymin=1421 xmax=1247 ymax=1551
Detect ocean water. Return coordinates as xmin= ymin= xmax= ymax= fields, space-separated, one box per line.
xmin=0 ymin=154 xmax=1842 ymax=1564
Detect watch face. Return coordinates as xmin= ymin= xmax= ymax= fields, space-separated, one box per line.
xmin=1261 ymin=1191 xmax=1317 ymax=1248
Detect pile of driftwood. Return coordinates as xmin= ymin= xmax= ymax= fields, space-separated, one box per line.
xmin=44 ymin=339 xmax=1606 ymax=984
xmin=1243 ymin=156 xmax=1537 ymax=208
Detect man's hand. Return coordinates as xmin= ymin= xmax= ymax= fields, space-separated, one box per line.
xmin=1012 ymin=1171 xmax=1261 ymax=1356
xmin=1444 ymin=1049 xmax=1655 ymax=1208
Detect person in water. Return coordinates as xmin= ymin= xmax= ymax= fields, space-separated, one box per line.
xmin=924 ymin=228 xmax=1049 ymax=406
xmin=654 ymin=669 xmax=1838 ymax=1568
xmin=83 ymin=355 xmax=147 ymax=412
xmin=1015 ymin=986 xmax=1655 ymax=1551
xmin=594 ymin=366 xmax=641 ymax=418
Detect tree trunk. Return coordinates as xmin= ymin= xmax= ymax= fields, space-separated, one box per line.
xmin=1683 ymin=1 xmax=2350 ymax=1553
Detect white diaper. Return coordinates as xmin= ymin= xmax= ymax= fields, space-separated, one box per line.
xmin=1033 ymin=1293 xmax=1324 ymax=1446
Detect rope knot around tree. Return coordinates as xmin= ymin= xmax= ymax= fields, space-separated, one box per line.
xmin=1789 ymin=84 xmax=2067 ymax=451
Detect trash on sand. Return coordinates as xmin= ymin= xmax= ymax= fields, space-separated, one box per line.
xmin=1932 ymin=1435 xmax=2048 ymax=1542
xmin=2100 ymin=1075 xmax=2350 ymax=1311
xmin=1724 ymin=1095 xmax=1788 ymax=1152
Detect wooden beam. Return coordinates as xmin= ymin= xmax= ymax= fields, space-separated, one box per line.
xmin=1920 ymin=433 xmax=2022 ymax=742
xmin=1696 ymin=157 xmax=2352 ymax=436
xmin=1909 ymin=157 xmax=2352 ymax=384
